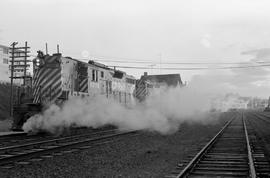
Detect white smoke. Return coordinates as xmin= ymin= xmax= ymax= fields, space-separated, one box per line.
xmin=22 ymin=84 xmax=220 ymax=134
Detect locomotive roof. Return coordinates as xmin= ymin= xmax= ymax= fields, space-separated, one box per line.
xmin=36 ymin=53 xmax=135 ymax=78
xmin=63 ymin=55 xmax=124 ymax=72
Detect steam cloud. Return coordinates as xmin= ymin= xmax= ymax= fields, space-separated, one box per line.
xmin=22 ymin=84 xmax=219 ymax=134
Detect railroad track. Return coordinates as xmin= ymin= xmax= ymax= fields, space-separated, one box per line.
xmin=245 ymin=111 xmax=270 ymax=170
xmin=250 ymin=111 xmax=270 ymax=125
xmin=167 ymin=112 xmax=270 ymax=178
xmin=0 ymin=129 xmax=137 ymax=169
xmin=0 ymin=128 xmax=117 ymax=147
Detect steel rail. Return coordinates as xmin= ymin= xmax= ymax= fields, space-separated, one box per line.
xmin=0 ymin=130 xmax=137 ymax=166
xmin=176 ymin=117 xmax=234 ymax=178
xmin=243 ymin=114 xmax=257 ymax=178
xmin=246 ymin=112 xmax=270 ymax=177
xmin=0 ymin=129 xmax=116 ymax=152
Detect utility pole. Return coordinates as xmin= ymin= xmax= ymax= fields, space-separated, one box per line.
xmin=9 ymin=42 xmax=17 ymax=117
xmin=159 ymin=53 xmax=162 ymax=74
xmin=23 ymin=41 xmax=28 ymax=85
xmin=9 ymin=42 xmax=31 ymax=117
xmin=148 ymin=64 xmax=156 ymax=74
xmin=45 ymin=43 xmax=48 ymax=55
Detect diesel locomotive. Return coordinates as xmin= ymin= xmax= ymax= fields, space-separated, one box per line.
xmin=12 ymin=52 xmax=152 ymax=130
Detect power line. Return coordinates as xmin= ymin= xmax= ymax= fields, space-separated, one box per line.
xmin=107 ymin=64 xmax=270 ymax=70
xmin=94 ymin=59 xmax=244 ymax=64
xmin=30 ymin=52 xmax=270 ymax=65
xmin=92 ymin=57 xmax=270 ymax=65
xmin=89 ymin=54 xmax=270 ymax=65
xmin=95 ymin=59 xmax=270 ymax=65
xmin=29 ymin=54 xmax=270 ymax=66
xmin=29 ymin=52 xmax=270 ymax=70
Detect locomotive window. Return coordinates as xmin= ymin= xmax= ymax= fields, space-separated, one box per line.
xmin=109 ymin=81 xmax=112 ymax=93
xmin=92 ymin=70 xmax=95 ymax=81
xmin=101 ymin=71 xmax=104 ymax=78
xmin=3 ymin=58 xmax=8 ymax=64
xmin=126 ymin=78 xmax=135 ymax=84
xmin=3 ymin=48 xmax=8 ymax=54
xmin=92 ymin=69 xmax=98 ymax=82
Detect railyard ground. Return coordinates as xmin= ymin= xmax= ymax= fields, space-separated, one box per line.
xmin=0 ymin=114 xmax=228 ymax=178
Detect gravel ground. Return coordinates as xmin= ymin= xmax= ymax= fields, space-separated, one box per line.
xmin=246 ymin=112 xmax=270 ymax=161
xmin=0 ymin=116 xmax=228 ymax=178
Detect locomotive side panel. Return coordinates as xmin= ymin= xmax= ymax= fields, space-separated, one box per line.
xmin=111 ymin=72 xmax=136 ymax=106
xmin=61 ymin=57 xmax=92 ymax=99
xmin=125 ymin=76 xmax=136 ymax=106
xmin=88 ymin=64 xmax=102 ymax=96
xmin=61 ymin=57 xmax=78 ymax=97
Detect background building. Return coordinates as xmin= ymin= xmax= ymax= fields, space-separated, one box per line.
xmin=0 ymin=45 xmax=10 ymax=82
xmin=140 ymin=72 xmax=183 ymax=88
xmin=135 ymin=72 xmax=183 ymax=101
xmin=211 ymin=93 xmax=268 ymax=112
xmin=0 ymin=44 xmax=31 ymax=84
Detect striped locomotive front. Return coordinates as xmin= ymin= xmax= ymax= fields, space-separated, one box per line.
xmin=75 ymin=61 xmax=88 ymax=93
xmin=33 ymin=55 xmax=62 ymax=104
xmin=135 ymin=79 xmax=148 ymax=101
xmin=78 ymin=78 xmax=88 ymax=93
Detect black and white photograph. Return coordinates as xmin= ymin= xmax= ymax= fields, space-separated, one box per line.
xmin=0 ymin=0 xmax=270 ymax=177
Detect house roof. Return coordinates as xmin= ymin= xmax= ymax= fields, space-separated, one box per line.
xmin=140 ymin=74 xmax=183 ymax=86
xmin=0 ymin=44 xmax=9 ymax=49
xmin=0 ymin=44 xmax=25 ymax=52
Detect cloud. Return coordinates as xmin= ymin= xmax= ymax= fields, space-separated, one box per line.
xmin=200 ymin=34 xmax=212 ymax=48
xmin=201 ymin=38 xmax=211 ymax=48
xmin=238 ymin=48 xmax=270 ymax=81
xmin=204 ymin=48 xmax=270 ymax=97
xmin=184 ymin=47 xmax=270 ymax=98
xmin=241 ymin=48 xmax=270 ymax=62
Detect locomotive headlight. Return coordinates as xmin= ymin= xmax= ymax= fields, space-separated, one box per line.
xmin=35 ymin=58 xmax=40 ymax=66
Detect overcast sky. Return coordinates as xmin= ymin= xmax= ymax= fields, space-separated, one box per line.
xmin=1 ymin=0 xmax=270 ymax=97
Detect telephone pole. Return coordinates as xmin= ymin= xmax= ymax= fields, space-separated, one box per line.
xmin=9 ymin=42 xmax=31 ymax=117
xmin=9 ymin=42 xmax=17 ymax=117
